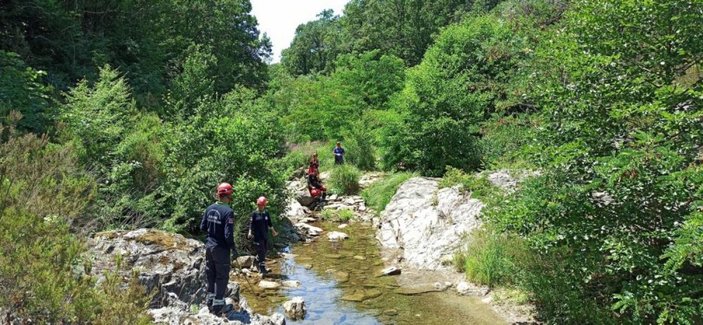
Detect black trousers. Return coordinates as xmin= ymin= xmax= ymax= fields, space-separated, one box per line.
xmin=335 ymin=155 xmax=344 ymax=164
xmin=254 ymin=240 xmax=267 ymax=273
xmin=205 ymin=245 xmax=231 ymax=300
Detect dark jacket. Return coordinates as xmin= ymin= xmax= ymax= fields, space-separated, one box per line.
xmin=249 ymin=209 xmax=273 ymax=242
xmin=200 ymin=202 xmax=235 ymax=249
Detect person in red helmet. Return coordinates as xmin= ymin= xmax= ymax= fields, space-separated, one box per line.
xmin=200 ymin=182 xmax=236 ymax=316
xmin=247 ymin=196 xmax=278 ymax=277
xmin=306 ymin=167 xmax=326 ymax=209
xmin=309 ymin=153 xmax=320 ymax=174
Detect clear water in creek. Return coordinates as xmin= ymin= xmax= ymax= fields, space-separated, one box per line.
xmin=238 ymin=222 xmax=505 ymax=325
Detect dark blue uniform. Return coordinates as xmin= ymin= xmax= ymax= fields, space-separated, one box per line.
xmin=249 ymin=209 xmax=272 ymax=274
xmin=200 ymin=202 xmax=235 ymax=313
xmin=334 ymin=146 xmax=345 ymax=164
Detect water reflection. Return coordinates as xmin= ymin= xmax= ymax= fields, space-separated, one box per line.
xmin=275 ymin=254 xmax=380 ymax=325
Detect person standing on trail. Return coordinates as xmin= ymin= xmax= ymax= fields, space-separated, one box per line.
xmin=200 ymin=182 xmax=237 ymax=316
xmin=333 ymin=142 xmax=345 ymax=165
xmin=248 ymin=196 xmax=278 ymax=277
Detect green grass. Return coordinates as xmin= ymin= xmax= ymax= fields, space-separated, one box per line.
xmin=361 ymin=172 xmax=415 ymax=212
xmin=329 ymin=164 xmax=361 ymax=195
xmin=459 ymin=228 xmax=528 ymax=288
xmin=320 ymin=208 xmax=354 ymax=223
xmin=338 ymin=209 xmax=354 ymax=222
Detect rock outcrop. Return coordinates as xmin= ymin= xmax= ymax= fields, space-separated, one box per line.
xmin=87 ymin=229 xmax=285 ymax=325
xmin=377 ymin=177 xmax=483 ymax=270
xmin=88 ymin=228 xmax=206 ymax=307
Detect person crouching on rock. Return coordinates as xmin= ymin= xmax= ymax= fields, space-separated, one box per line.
xmin=248 ymin=196 xmax=278 ymax=277
xmin=200 ymin=182 xmax=237 ymax=316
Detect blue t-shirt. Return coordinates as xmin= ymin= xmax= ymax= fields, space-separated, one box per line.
xmin=334 ymin=147 xmax=345 ymax=156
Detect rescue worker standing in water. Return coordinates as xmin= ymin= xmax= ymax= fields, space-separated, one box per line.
xmin=200 ymin=182 xmax=237 ymax=316
xmin=248 ymin=196 xmax=278 ymax=277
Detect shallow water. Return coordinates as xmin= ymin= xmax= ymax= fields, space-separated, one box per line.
xmin=239 ymin=222 xmax=505 ymax=325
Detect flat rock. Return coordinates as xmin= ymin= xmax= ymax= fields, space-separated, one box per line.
xmin=383 ymin=309 xmax=398 ymax=316
xmin=295 ymin=223 xmax=323 ymax=237
xmin=258 ymin=280 xmax=281 ymax=289
xmin=341 ymin=289 xmax=382 ymax=302
xmin=236 ymin=255 xmax=256 ymax=268
xmin=394 ymin=285 xmax=446 ymax=296
xmin=456 ymin=281 xmax=489 ymax=296
xmin=327 ymin=231 xmax=349 ymax=241
xmin=380 ymin=266 xmax=401 ymax=276
xmin=282 ymin=280 xmax=302 ymax=288
xmin=326 ymin=269 xmax=350 ymax=282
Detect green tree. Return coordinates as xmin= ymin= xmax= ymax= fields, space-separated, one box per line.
xmin=383 ymin=15 xmax=526 ymax=175
xmin=489 ymin=0 xmax=703 ymax=322
xmin=340 ymin=0 xmax=506 ymax=66
xmin=282 ymin=9 xmax=343 ymax=75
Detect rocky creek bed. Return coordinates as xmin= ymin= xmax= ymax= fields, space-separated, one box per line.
xmin=82 ymin=171 xmax=534 ymax=324
xmin=237 ymin=221 xmax=506 ymax=324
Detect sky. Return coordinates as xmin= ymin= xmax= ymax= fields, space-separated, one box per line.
xmin=251 ymin=0 xmax=349 ymax=63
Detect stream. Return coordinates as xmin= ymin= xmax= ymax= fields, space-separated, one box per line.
xmin=238 ymin=221 xmax=506 ymax=325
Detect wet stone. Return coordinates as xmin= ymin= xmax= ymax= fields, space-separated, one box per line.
xmin=384 ymin=309 xmax=399 ymax=316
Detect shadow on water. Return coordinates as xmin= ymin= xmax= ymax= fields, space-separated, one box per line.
xmin=240 ymin=222 xmax=506 ymax=325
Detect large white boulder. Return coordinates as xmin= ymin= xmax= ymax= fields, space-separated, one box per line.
xmin=377 ymin=177 xmax=483 ymax=270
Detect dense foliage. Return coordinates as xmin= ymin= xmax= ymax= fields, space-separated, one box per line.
xmin=0 ymin=127 xmax=151 ymax=323
xmin=282 ymin=0 xmax=507 ymax=74
xmin=2 ymin=0 xmax=702 ymax=323
xmin=485 ymin=0 xmax=703 ymax=322
xmin=1 ymin=0 xmax=270 ymax=108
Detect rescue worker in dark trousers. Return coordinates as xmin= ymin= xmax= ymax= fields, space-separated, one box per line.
xmin=247 ymin=196 xmax=278 ymax=277
xmin=200 ymin=182 xmax=237 ymax=316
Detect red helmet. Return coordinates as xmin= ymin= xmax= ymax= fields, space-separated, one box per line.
xmin=217 ymin=182 xmax=233 ymax=196
xmin=256 ymin=196 xmax=268 ymax=207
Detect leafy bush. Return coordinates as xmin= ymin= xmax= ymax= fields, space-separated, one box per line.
xmin=484 ymin=0 xmax=703 ymax=322
xmin=329 ymin=164 xmax=361 ymax=195
xmin=0 ymin=130 xmax=151 ymax=323
xmin=341 ymin=120 xmax=376 ymax=171
xmin=277 ymin=149 xmax=309 ymax=179
xmin=361 ymin=172 xmax=415 ymax=212
xmin=0 ymin=51 xmax=55 ymax=134
xmin=439 ymin=167 xmax=500 ymax=201
xmin=479 ymin=115 xmax=539 ymax=169
xmin=382 ymin=15 xmax=530 ymax=176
